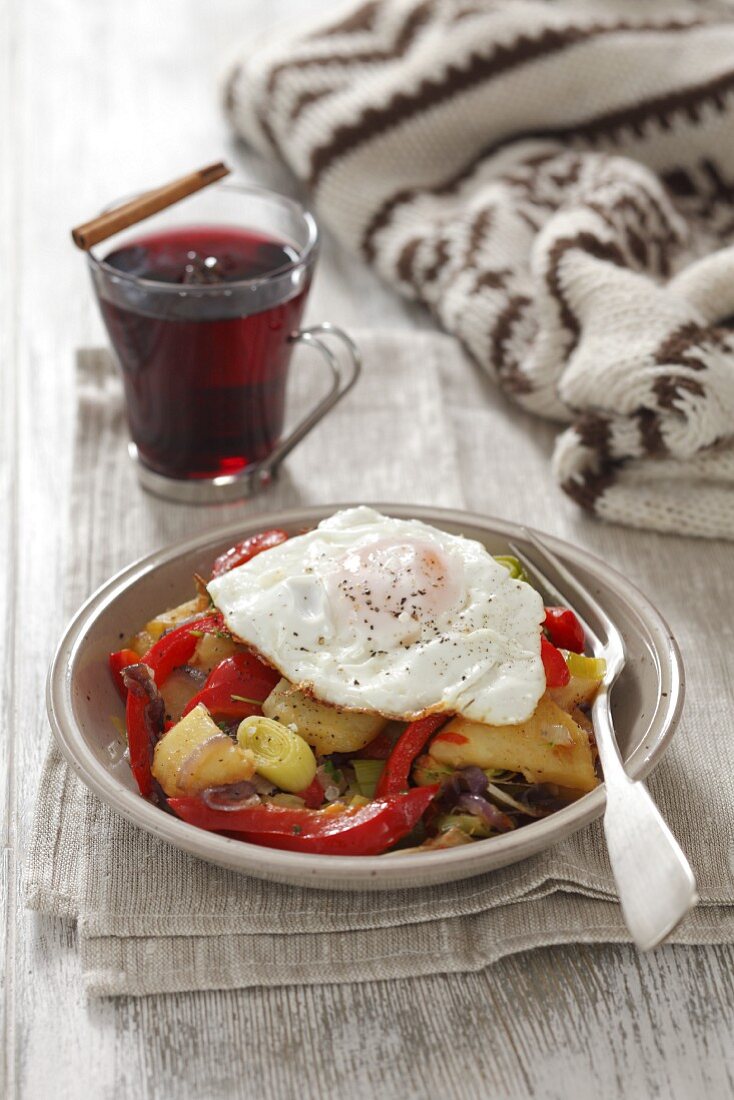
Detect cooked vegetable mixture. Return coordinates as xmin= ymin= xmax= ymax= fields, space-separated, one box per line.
xmin=110 ymin=526 xmax=604 ymax=856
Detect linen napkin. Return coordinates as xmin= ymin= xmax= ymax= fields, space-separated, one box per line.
xmin=225 ymin=0 xmax=734 ymax=540
xmin=25 ymin=332 xmax=734 ymax=997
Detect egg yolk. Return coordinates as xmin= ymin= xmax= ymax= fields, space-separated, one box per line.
xmin=328 ymin=538 xmax=463 ymax=646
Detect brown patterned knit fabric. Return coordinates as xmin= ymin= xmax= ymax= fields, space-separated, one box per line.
xmin=226 ymin=0 xmax=734 ymax=539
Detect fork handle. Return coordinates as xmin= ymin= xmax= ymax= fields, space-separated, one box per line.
xmin=592 ymin=693 xmax=698 ymax=950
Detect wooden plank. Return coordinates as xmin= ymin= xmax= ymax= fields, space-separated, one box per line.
xmin=104 ymin=945 xmax=734 ymax=1100
xmin=0 ymin=0 xmax=20 ymax=1094
xmin=2 ymin=0 xmax=252 ymax=1094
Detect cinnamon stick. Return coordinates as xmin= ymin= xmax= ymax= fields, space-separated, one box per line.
xmin=71 ymin=161 xmax=231 ymax=250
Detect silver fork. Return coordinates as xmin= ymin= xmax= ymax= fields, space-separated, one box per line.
xmin=509 ymin=530 xmax=698 ymax=951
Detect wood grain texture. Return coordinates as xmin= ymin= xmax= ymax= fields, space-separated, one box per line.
xmin=2 ymin=1 xmax=733 ymax=1098
xmin=1 ymin=0 xmax=21 ymax=1093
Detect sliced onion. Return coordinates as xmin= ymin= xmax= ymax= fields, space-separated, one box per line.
xmin=202 ymin=780 xmax=260 ymax=811
xmin=457 ymin=766 xmax=489 ymax=796
xmin=166 ymin=607 xmax=218 ymax=633
xmin=179 ymin=664 xmax=208 ymax=687
xmin=122 ymin=663 xmax=165 ymax=744
xmin=540 ymin=723 xmax=574 ymax=746
xmin=486 ymin=782 xmax=546 ymax=818
xmin=316 ymin=764 xmax=347 ymax=803
xmin=521 ymin=782 xmax=565 ymax=813
xmin=122 ymin=662 xmax=154 ymax=695
xmin=435 ymin=773 xmax=463 ymax=811
xmin=488 ymin=783 xmax=556 ymax=818
xmin=436 ymin=767 xmax=490 ymax=811
xmin=251 ymin=773 xmax=277 ymax=797
xmin=456 ymin=793 xmax=514 ymax=832
xmin=177 ymin=734 xmax=233 ymax=792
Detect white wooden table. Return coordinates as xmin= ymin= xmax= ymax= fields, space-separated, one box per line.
xmin=3 ymin=2 xmax=733 ymax=1096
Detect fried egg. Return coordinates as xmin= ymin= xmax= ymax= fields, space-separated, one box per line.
xmin=207 ymin=507 xmax=546 ymax=726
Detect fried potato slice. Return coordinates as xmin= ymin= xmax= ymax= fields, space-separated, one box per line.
xmin=429 ymin=694 xmax=599 ymax=792
xmin=189 ymin=632 xmax=242 ymax=675
xmin=550 ymin=671 xmax=603 ymax=712
xmin=152 ymin=704 xmax=256 ymax=797
xmin=130 ymin=594 xmax=211 ymax=655
xmin=262 ymin=679 xmax=388 ymax=755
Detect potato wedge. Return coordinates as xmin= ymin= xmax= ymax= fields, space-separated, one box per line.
xmin=152 ymin=704 xmax=256 ymax=796
xmin=160 ymin=667 xmax=207 ymax=725
xmin=147 ymin=595 xmax=209 ymax=640
xmin=429 ymin=694 xmax=598 ymax=792
xmin=262 ymin=679 xmax=387 ymax=755
xmin=129 ymin=594 xmax=211 ymax=654
xmin=550 ymin=671 xmax=603 ymax=712
xmin=189 ymin=632 xmax=242 ymax=675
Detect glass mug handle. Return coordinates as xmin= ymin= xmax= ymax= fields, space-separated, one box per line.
xmin=256 ymin=323 xmax=362 ymax=479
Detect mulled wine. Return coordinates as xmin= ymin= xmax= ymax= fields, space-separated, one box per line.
xmin=99 ymin=225 xmax=310 ymax=479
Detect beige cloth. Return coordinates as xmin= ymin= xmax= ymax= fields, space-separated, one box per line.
xmin=25 ymin=334 xmax=734 ymax=997
xmin=226 ymin=0 xmax=734 ymax=540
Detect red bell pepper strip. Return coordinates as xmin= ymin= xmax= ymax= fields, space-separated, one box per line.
xmin=168 ymin=785 xmax=439 ymax=855
xmin=121 ymin=614 xmax=223 ymax=798
xmin=211 ymin=529 xmax=289 ymax=579
xmin=375 ymin=714 xmax=449 ymax=797
xmin=540 ymin=636 xmax=570 ymax=688
xmin=356 ymin=728 xmax=395 ymax=760
xmin=544 ymin=606 xmax=585 ymax=653
xmin=109 ymin=648 xmax=140 ymax=698
xmin=297 ymin=775 xmax=325 ymax=809
xmin=182 ymin=652 xmax=280 ymax=719
xmin=122 ymin=663 xmax=166 ymax=799
xmin=432 ymin=731 xmax=468 ymax=746
xmin=141 ymin=613 xmax=223 ymax=686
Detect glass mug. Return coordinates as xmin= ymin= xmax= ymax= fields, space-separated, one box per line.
xmin=87 ymin=183 xmax=360 ymax=503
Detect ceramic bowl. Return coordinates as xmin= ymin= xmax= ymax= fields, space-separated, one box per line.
xmin=47 ymin=504 xmax=684 ymax=890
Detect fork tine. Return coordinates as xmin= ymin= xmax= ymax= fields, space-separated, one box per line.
xmin=507 ymin=540 xmax=576 ymax=615
xmin=508 ymin=534 xmax=607 ymax=649
xmin=508 ymin=541 xmax=596 ymax=645
xmin=524 ymin=529 xmax=618 ymax=638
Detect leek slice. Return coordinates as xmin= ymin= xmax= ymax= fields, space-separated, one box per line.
xmin=352 ymin=759 xmax=385 ymax=799
xmin=494 ymin=555 xmax=531 ymax=585
xmin=237 ymin=716 xmax=317 ymax=793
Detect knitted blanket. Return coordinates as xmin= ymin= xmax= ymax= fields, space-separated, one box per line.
xmin=226 ymin=0 xmax=734 ymax=539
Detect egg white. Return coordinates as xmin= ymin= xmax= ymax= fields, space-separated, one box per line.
xmin=208 ymin=507 xmax=546 ymax=727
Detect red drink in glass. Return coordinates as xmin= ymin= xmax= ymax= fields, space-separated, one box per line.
xmin=100 ymin=225 xmax=310 ymax=479
xmin=86 ymin=183 xmax=359 ymax=503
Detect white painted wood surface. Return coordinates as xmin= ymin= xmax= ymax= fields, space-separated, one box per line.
xmin=2 ymin=1 xmax=733 ymax=1097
